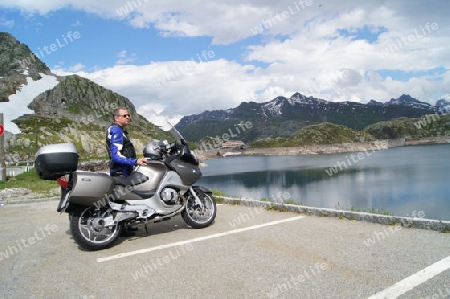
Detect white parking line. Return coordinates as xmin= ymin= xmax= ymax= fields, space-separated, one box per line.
xmin=98 ymin=215 xmax=304 ymax=263
xmin=368 ymin=255 xmax=450 ymax=299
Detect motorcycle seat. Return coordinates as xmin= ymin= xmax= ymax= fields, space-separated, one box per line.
xmin=113 ymin=172 xmax=149 ymax=187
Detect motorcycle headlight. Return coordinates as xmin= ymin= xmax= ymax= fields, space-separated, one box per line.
xmin=180 ymin=145 xmax=199 ymax=165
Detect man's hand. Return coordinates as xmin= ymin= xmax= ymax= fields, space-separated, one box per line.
xmin=136 ymin=157 xmax=147 ymax=166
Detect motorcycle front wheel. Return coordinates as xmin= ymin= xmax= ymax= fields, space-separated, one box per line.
xmin=70 ymin=206 xmax=121 ymax=251
xmin=182 ymin=187 xmax=216 ymax=228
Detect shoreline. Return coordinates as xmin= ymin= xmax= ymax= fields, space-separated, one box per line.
xmin=197 ymin=136 xmax=450 ymax=161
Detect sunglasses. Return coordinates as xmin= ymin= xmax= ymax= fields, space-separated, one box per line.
xmin=118 ymin=114 xmax=130 ymax=118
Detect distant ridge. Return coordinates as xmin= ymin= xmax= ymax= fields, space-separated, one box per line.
xmin=176 ymin=92 xmax=450 ymax=143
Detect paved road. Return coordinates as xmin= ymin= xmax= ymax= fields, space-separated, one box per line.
xmin=0 ymin=200 xmax=449 ymax=299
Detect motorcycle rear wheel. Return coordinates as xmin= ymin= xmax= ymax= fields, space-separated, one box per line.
xmin=70 ymin=206 xmax=121 ymax=251
xmin=182 ymin=188 xmax=216 ymax=228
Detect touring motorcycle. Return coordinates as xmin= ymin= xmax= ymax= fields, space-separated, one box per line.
xmin=34 ymin=126 xmax=216 ymax=251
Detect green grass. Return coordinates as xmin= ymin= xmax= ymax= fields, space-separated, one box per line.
xmin=283 ymin=200 xmax=298 ymax=205
xmin=210 ymin=188 xmax=228 ymax=197
xmin=335 ymin=202 xmax=393 ymax=216
xmin=266 ymin=205 xmax=289 ymax=212
xmin=251 ymin=122 xmax=377 ymax=148
xmin=352 ymin=207 xmax=392 ymax=216
xmin=0 ymin=169 xmax=58 ymax=195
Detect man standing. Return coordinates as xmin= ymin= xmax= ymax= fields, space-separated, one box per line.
xmin=106 ymin=107 xmax=147 ymax=177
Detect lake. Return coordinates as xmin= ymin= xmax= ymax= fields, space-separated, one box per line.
xmin=198 ymin=143 xmax=450 ymax=221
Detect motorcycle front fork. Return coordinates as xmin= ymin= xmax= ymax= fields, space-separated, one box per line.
xmin=189 ymin=187 xmax=204 ymax=209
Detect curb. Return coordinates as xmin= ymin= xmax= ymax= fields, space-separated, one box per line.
xmin=0 ymin=196 xmax=60 ymax=206
xmin=216 ymin=196 xmax=450 ymax=232
xmin=3 ymin=195 xmax=449 ymax=232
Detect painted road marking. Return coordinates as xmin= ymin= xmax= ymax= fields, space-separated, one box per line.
xmin=98 ymin=215 xmax=304 ymax=263
xmin=368 ymin=255 xmax=450 ymax=299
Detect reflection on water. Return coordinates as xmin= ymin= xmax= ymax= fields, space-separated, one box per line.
xmin=198 ymin=144 xmax=450 ymax=220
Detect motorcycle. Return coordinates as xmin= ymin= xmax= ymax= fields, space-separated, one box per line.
xmin=34 ymin=126 xmax=216 ymax=251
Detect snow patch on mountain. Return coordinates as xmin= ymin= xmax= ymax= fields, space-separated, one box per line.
xmin=2 ymin=73 xmax=58 ymax=134
xmin=387 ymin=94 xmax=434 ymax=110
xmin=263 ymin=99 xmax=284 ymax=116
xmin=436 ymin=99 xmax=450 ymax=113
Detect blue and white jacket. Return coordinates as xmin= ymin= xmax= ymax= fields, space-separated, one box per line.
xmin=106 ymin=124 xmax=137 ymax=176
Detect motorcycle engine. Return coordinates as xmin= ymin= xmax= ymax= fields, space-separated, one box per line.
xmin=160 ymin=188 xmax=179 ymax=204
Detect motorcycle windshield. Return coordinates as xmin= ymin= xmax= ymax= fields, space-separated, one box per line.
xmin=159 ymin=121 xmax=185 ymax=144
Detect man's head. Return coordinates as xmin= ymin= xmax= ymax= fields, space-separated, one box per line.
xmin=113 ymin=107 xmax=131 ymax=127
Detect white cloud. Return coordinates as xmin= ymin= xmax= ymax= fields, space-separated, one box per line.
xmin=6 ymin=0 xmax=447 ymax=124
xmin=68 ymin=63 xmax=85 ymax=72
xmin=0 ymin=18 xmax=15 ymax=28
xmin=116 ymin=50 xmax=137 ymax=65
xmin=57 ymin=59 xmax=268 ymax=121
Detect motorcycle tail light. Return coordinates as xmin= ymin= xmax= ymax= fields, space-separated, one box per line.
xmin=57 ymin=175 xmax=70 ymax=189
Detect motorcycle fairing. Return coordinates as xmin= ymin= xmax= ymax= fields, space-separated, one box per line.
xmin=170 ymin=159 xmax=202 ymax=185
xmin=125 ymin=171 xmax=187 ymax=215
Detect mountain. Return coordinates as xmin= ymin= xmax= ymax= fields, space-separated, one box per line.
xmin=251 ymin=122 xmax=377 ymax=148
xmin=0 ymin=32 xmax=51 ymax=102
xmin=435 ymin=99 xmax=450 ymax=113
xmin=176 ymin=92 xmax=449 ymax=143
xmin=364 ymin=113 xmax=450 ymax=139
xmin=1 ymin=32 xmax=170 ymax=162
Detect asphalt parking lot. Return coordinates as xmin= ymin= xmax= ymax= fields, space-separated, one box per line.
xmin=0 ymin=200 xmax=449 ymax=299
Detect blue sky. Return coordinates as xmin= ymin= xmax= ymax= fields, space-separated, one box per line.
xmin=1 ymin=0 xmax=449 ymax=126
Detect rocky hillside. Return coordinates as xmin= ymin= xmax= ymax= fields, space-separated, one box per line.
xmin=251 ymin=123 xmax=377 ymax=148
xmin=364 ymin=113 xmax=450 ymax=139
xmin=6 ymin=74 xmax=172 ymax=161
xmin=177 ymin=93 xmax=450 ymax=143
xmin=1 ymin=33 xmax=171 ymax=163
xmin=0 ymin=32 xmax=51 ymax=102
xmin=249 ymin=114 xmax=450 ymax=149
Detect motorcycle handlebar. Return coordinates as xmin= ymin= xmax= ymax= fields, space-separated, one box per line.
xmin=157 ymin=140 xmax=179 ymax=155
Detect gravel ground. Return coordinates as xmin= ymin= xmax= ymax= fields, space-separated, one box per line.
xmin=0 ymin=187 xmax=60 ymax=204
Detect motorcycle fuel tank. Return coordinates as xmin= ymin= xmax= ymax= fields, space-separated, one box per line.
xmin=133 ymin=160 xmax=168 ymax=192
